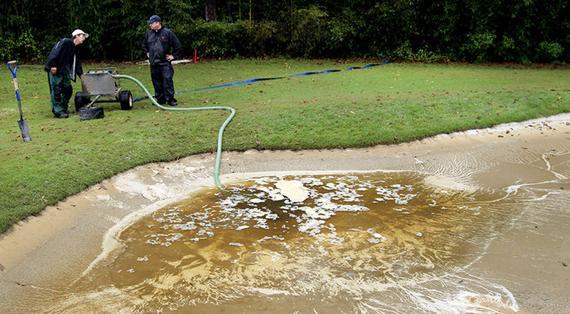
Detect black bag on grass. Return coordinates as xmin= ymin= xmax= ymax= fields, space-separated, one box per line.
xmin=79 ymin=106 xmax=104 ymax=121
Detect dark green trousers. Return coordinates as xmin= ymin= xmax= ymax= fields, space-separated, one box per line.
xmin=48 ymin=72 xmax=72 ymax=115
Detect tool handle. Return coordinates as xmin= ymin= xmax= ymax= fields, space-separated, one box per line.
xmin=7 ymin=61 xmax=23 ymax=118
xmin=6 ymin=60 xmax=18 ymax=78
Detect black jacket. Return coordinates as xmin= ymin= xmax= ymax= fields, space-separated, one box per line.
xmin=44 ymin=38 xmax=83 ymax=81
xmin=143 ymin=27 xmax=182 ymax=66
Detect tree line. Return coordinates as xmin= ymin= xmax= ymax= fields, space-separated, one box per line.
xmin=1 ymin=0 xmax=568 ymax=63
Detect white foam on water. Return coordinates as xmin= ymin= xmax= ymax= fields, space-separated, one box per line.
xmin=275 ymin=180 xmax=309 ymax=203
xmin=353 ymin=272 xmax=519 ymax=314
xmin=47 ymin=286 xmax=143 ymax=313
xmin=424 ymin=174 xmax=478 ymax=193
xmin=249 ymin=287 xmax=290 ymax=296
xmin=113 ymin=173 xmax=174 ymax=201
xmin=541 ymin=152 xmax=569 ymax=180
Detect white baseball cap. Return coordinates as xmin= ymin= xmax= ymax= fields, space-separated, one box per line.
xmin=72 ymin=29 xmax=89 ymax=38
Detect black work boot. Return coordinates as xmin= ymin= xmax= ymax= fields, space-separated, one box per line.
xmin=167 ymin=98 xmax=178 ymax=106
xmin=55 ymin=111 xmax=69 ymax=118
xmin=155 ymin=96 xmax=166 ymax=105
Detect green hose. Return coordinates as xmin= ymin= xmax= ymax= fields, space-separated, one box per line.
xmin=113 ymin=74 xmax=236 ymax=189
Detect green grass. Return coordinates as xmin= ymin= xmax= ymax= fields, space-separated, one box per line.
xmin=1 ymin=59 xmax=569 ymax=233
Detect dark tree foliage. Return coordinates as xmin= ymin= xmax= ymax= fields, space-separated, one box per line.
xmin=0 ymin=0 xmax=567 ymax=63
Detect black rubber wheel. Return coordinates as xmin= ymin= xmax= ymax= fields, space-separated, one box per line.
xmin=79 ymin=106 xmax=104 ymax=121
xmin=119 ymin=90 xmax=133 ymax=110
xmin=74 ymin=93 xmax=90 ymax=112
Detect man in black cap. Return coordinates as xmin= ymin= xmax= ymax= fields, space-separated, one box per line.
xmin=45 ymin=29 xmax=88 ymax=118
xmin=143 ymin=15 xmax=182 ymax=106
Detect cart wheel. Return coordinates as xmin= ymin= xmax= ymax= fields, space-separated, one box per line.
xmin=74 ymin=93 xmax=90 ymax=112
xmin=119 ymin=90 xmax=133 ymax=110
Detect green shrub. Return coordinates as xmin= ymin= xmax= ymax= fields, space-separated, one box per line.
xmin=412 ymin=49 xmax=450 ymax=63
xmin=191 ymin=20 xmax=243 ymax=57
xmin=18 ymin=30 xmax=41 ymax=61
xmin=242 ymin=20 xmax=282 ymax=56
xmin=288 ymin=6 xmax=330 ymax=57
xmin=536 ymin=41 xmax=564 ymax=62
xmin=0 ymin=30 xmax=41 ymax=62
xmin=394 ymin=41 xmax=413 ymax=60
xmin=325 ymin=17 xmax=357 ymax=56
xmin=393 ymin=41 xmax=449 ymax=63
xmin=176 ymin=20 xmax=285 ymax=58
xmin=0 ymin=35 xmax=16 ymax=61
xmin=496 ymin=36 xmax=517 ymax=61
xmin=463 ymin=32 xmax=496 ymax=62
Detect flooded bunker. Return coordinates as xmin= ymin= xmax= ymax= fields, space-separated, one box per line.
xmin=0 ymin=116 xmax=569 ymax=313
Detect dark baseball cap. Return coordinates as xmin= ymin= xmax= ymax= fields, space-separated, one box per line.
xmin=148 ymin=15 xmax=161 ymax=24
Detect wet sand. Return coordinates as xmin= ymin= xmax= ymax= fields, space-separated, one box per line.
xmin=0 ymin=114 xmax=569 ymax=312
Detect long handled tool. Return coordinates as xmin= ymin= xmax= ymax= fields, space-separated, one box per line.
xmin=6 ymin=60 xmax=31 ymax=142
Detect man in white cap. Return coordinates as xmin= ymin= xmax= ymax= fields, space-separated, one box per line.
xmin=44 ymin=29 xmax=89 ymax=118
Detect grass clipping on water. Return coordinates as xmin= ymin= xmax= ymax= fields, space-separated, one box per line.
xmin=0 ymin=60 xmax=569 ymax=233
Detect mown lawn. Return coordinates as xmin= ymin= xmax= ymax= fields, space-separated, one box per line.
xmin=1 ymin=59 xmax=569 ymax=234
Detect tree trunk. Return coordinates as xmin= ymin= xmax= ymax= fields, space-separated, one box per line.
xmin=249 ymin=0 xmax=253 ymax=24
xmin=238 ymin=0 xmax=242 ymax=20
xmin=205 ymin=0 xmax=217 ymax=21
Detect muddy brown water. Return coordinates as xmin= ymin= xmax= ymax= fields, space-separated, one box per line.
xmin=1 ymin=117 xmax=569 ymax=313
xmin=47 ymin=168 xmax=565 ymax=312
